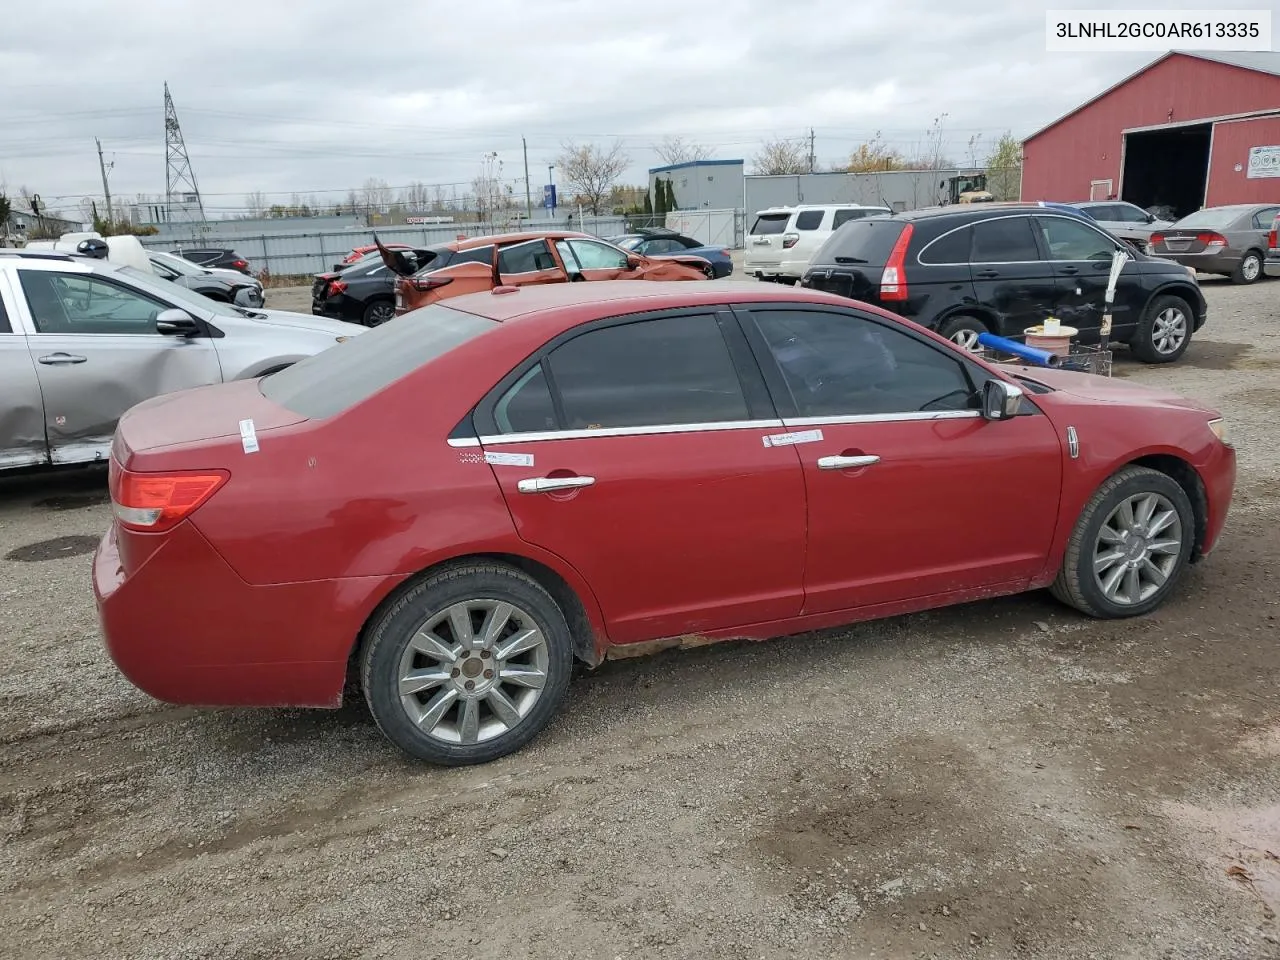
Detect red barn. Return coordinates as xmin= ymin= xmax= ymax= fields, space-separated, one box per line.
xmin=1021 ymin=51 xmax=1280 ymax=217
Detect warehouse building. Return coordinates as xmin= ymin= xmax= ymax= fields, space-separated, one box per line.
xmin=1021 ymin=51 xmax=1280 ymax=217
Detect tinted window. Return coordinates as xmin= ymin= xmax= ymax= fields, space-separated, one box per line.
xmin=1114 ymin=204 xmax=1152 ymax=223
xmin=449 ymin=246 xmax=494 ymax=267
xmin=642 ymin=238 xmax=684 ymax=254
xmin=1171 ymin=208 xmax=1240 ymax=230
xmin=546 ymin=314 xmax=748 ymax=429
xmin=20 ymin=270 xmax=166 ymax=335
xmin=261 ymin=303 xmax=494 ymax=419
xmin=970 ymin=217 xmax=1040 ymax=263
xmin=566 ymin=240 xmax=628 ymax=270
xmin=751 ymin=213 xmax=790 ymax=236
xmin=810 ymin=219 xmax=906 ymax=266
xmin=1035 ymin=216 xmax=1115 ymax=261
xmin=0 ymin=291 xmax=10 ymax=333
xmin=832 ymin=209 xmax=877 ymax=229
xmin=919 ymin=225 xmax=972 ymax=264
xmin=494 ymin=362 xmax=557 ymax=433
xmin=498 ymin=239 xmax=554 ymax=274
xmin=753 ymin=309 xmax=976 ymax=417
xmin=794 ymin=210 xmax=824 ymax=230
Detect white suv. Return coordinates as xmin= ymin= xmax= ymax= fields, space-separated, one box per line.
xmin=745 ymin=204 xmax=891 ymax=283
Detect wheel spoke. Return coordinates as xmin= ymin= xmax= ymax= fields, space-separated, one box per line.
xmin=1101 ymin=564 xmax=1127 ymax=599
xmin=485 ymin=688 xmax=523 ymax=729
xmin=458 ymin=698 xmax=480 ymax=744
xmin=500 ymin=665 xmax=547 ymax=690
xmin=447 ymin=603 xmax=477 ymax=650
xmin=1116 ymin=498 xmax=1136 ymax=530
xmin=1141 ymin=557 xmax=1169 ymax=586
xmin=1147 ymin=537 xmax=1181 ymax=555
xmin=399 ymin=668 xmax=450 ymax=697
xmin=1094 ymin=548 xmax=1126 ymax=572
xmin=409 ymin=629 xmax=459 ymax=664
xmin=1123 ymin=565 xmax=1141 ymax=603
xmin=1098 ymin=523 xmax=1126 ymax=545
xmin=479 ymin=602 xmax=515 ymax=648
xmin=1135 ymin=494 xmax=1157 ymax=526
xmin=1148 ymin=509 xmax=1177 ymax=537
xmin=495 ymin=627 xmax=544 ymax=662
xmin=416 ymin=687 xmax=459 ymax=731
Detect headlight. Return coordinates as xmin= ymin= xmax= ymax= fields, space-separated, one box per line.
xmin=1208 ymin=418 xmax=1231 ymax=446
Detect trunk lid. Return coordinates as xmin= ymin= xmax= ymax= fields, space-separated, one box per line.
xmin=746 ymin=211 xmax=792 ymax=266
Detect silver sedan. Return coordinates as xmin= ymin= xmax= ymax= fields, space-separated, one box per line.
xmin=0 ymin=250 xmax=365 ymax=471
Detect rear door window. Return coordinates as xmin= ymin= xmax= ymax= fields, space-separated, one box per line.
xmin=919 ymin=225 xmax=973 ymax=264
xmin=832 ymin=209 xmax=872 ymax=229
xmin=794 ymin=210 xmax=825 ymax=231
xmin=970 ymin=217 xmax=1040 ymax=263
xmin=448 ymin=246 xmax=495 ymax=268
xmin=498 ymin=239 xmax=554 ymax=274
xmin=260 ymin=303 xmax=495 ymax=419
xmin=810 ymin=219 xmax=906 ymax=266
xmin=750 ymin=213 xmax=790 ymax=236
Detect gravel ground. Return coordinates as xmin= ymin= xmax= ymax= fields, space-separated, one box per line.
xmin=3 ymin=276 xmax=1279 ymax=960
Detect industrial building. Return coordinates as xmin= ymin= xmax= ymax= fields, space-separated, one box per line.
xmin=1021 ymin=51 xmax=1280 ymax=216
xmin=648 ymin=159 xmax=745 ymax=210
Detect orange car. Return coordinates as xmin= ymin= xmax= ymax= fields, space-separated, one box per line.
xmin=378 ymin=231 xmax=710 ymax=315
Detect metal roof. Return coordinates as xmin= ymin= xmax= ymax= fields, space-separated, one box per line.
xmin=1024 ymin=50 xmax=1280 ymax=144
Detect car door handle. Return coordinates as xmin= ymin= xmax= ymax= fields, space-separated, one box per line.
xmin=517 ymin=476 xmax=596 ymax=494
xmin=817 ymin=455 xmax=880 ymax=470
xmin=1059 ymin=265 xmax=1079 ymax=275
xmin=975 ymin=269 xmax=998 ymax=279
xmin=37 ymin=353 xmax=87 ymax=365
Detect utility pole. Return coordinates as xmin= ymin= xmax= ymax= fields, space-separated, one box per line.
xmin=522 ymin=137 xmax=532 ymax=221
xmin=808 ymin=128 xmax=816 ymax=173
xmin=96 ymin=137 xmax=115 ymax=225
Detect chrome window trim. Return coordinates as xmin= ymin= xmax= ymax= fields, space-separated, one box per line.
xmin=446 ymin=409 xmax=983 ymax=447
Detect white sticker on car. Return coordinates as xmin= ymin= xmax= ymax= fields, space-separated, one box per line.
xmin=484 ymin=451 xmax=535 ymax=467
xmin=763 ymin=429 xmax=824 ymax=447
xmin=239 ymin=418 xmax=259 ymax=454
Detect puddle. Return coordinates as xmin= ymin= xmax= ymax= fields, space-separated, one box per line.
xmin=5 ymin=535 xmax=101 ymax=562
xmin=1180 ymin=341 xmax=1254 ymax=371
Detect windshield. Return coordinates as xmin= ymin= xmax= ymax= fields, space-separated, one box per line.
xmin=117 ymin=264 xmax=243 ymax=317
xmin=1172 ymin=207 xmax=1243 ymax=230
xmin=608 ymin=236 xmax=642 ymax=250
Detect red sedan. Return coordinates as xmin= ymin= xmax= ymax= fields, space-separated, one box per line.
xmin=95 ymin=282 xmax=1236 ymax=765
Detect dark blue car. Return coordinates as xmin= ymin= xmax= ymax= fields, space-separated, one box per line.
xmin=605 ymin=228 xmax=734 ymax=278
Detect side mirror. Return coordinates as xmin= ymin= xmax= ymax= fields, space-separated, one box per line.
xmin=982 ymin=378 xmax=1023 ymax=421
xmin=626 ymin=256 xmax=642 ymax=270
xmin=1145 ymin=213 xmax=1156 ymax=223
xmin=156 ymin=308 xmax=200 ymax=337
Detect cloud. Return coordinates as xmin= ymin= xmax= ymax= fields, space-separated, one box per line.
xmin=0 ymin=0 xmax=1163 ymax=216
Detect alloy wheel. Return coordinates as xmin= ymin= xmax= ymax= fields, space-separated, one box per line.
xmin=1151 ymin=307 xmax=1187 ymax=355
xmin=949 ymin=328 xmax=981 ymax=352
xmin=1092 ymin=492 xmax=1183 ymax=606
xmin=396 ymin=599 xmax=549 ymax=745
xmin=367 ymin=303 xmax=395 ymax=326
xmin=1242 ymin=255 xmax=1261 ymax=282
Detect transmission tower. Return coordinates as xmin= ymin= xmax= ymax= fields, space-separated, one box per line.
xmin=164 ymin=82 xmax=206 ymax=225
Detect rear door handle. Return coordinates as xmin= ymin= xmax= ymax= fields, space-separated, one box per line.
xmin=1059 ymin=265 xmax=1079 ymax=275
xmin=517 ymin=476 xmax=596 ymax=494
xmin=37 ymin=353 xmax=87 ymax=365
xmin=975 ymin=269 xmax=998 ymax=279
xmin=817 ymin=455 xmax=880 ymax=470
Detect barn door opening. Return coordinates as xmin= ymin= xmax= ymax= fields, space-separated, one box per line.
xmin=1120 ymin=123 xmax=1211 ymax=219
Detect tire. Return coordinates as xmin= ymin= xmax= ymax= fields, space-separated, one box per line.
xmin=1050 ymin=466 xmax=1195 ymax=619
xmin=702 ymin=265 xmax=715 ymax=280
xmin=936 ymin=314 xmax=990 ymax=353
xmin=1131 ymin=293 xmax=1192 ymax=364
xmin=1232 ymin=250 xmax=1263 ymax=285
xmin=360 ymin=563 xmax=574 ymax=765
xmin=362 ymin=299 xmax=395 ymax=327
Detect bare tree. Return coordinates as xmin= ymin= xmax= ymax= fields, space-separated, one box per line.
xmin=556 ymin=140 xmax=629 ymax=215
xmin=750 ymin=138 xmax=809 ymax=175
xmin=244 ymin=191 xmax=267 ymax=217
xmin=985 ymin=132 xmax=1022 ymax=200
xmin=360 ymin=178 xmax=393 ymax=213
xmin=402 ymin=181 xmax=431 ymax=211
xmin=430 ymin=184 xmax=448 ymax=212
xmin=473 ymin=153 xmax=513 ymax=225
xmin=652 ymin=135 xmax=710 ymax=167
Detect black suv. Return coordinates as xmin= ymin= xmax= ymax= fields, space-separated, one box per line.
xmin=173 ymin=247 xmax=252 ymax=274
xmin=801 ymin=205 xmax=1207 ymax=364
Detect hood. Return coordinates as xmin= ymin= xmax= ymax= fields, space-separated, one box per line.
xmin=248 ymin=308 xmax=366 ymax=337
xmin=1014 ymin=367 xmax=1216 ymax=413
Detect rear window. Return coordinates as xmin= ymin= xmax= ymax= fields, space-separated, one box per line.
xmin=794 ymin=210 xmax=824 ymax=230
xmin=1172 ymin=208 xmax=1240 ymax=230
xmin=260 ymin=304 xmax=495 ymax=419
xmin=750 ymin=213 xmax=790 ymax=236
xmin=809 ymin=219 xmax=906 ymax=266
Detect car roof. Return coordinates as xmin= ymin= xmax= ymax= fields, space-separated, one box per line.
xmin=896 ymin=202 xmax=1089 ymax=222
xmin=441 ymin=279 xmax=891 ymax=326
xmin=451 ymin=230 xmax=595 ymax=251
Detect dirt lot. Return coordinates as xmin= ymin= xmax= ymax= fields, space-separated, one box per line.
xmin=3 ymin=277 xmax=1279 ymax=960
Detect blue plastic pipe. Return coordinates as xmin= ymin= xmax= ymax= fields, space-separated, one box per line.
xmin=975 ymin=332 xmax=1062 ymax=368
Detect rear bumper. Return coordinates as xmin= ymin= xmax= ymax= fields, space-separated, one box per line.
xmin=94 ymin=521 xmax=400 ymax=708
xmin=1154 ymin=251 xmax=1238 ymax=275
xmin=1265 ymin=255 xmax=1280 ymax=279
xmin=745 ymin=258 xmax=807 ymax=279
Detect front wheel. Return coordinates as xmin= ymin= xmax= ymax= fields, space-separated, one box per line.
xmin=360 ymin=563 xmax=574 ymax=765
xmin=1050 ymin=466 xmax=1195 ymax=619
xmin=1233 ymin=250 xmax=1263 ymax=285
xmin=1131 ymin=294 xmax=1191 ymax=363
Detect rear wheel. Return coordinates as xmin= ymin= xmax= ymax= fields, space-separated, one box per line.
xmin=360 ymin=563 xmax=574 ymax=765
xmin=936 ymin=314 xmax=990 ymax=353
xmin=1131 ymin=294 xmax=1191 ymax=363
xmin=1233 ymin=250 xmax=1263 ymax=285
xmin=362 ymin=300 xmax=395 ymax=327
xmin=1050 ymin=466 xmax=1194 ymax=618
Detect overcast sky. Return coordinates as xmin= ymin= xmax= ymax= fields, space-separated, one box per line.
xmin=0 ymin=0 xmax=1227 ymax=217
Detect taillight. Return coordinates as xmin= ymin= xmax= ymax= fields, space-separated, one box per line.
xmin=1149 ymin=232 xmax=1166 ymax=245
xmin=1269 ymin=228 xmax=1277 ymax=251
xmin=879 ymin=223 xmax=914 ymax=302
xmin=782 ymin=232 xmax=800 ymax=249
xmin=110 ymin=465 xmax=229 ymax=533
xmin=232 ymin=259 xmax=248 ymax=269
xmin=1198 ymin=232 xmax=1227 ymax=248
xmin=326 ymin=279 xmax=348 ymax=296
xmin=410 ymin=275 xmax=454 ymax=292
